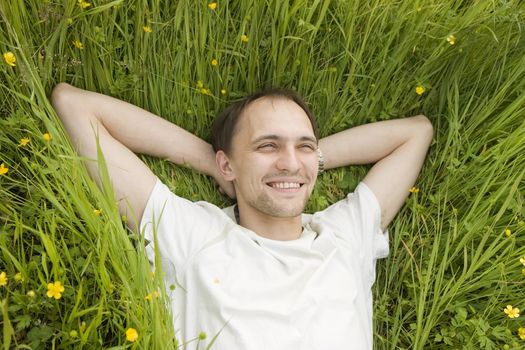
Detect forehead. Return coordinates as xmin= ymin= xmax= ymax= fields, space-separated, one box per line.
xmin=235 ymin=97 xmax=315 ymax=142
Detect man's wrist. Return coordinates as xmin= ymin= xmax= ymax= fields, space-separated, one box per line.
xmin=317 ymin=147 xmax=325 ymax=173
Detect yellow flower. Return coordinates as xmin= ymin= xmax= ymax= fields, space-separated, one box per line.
xmin=125 ymin=328 xmax=139 ymax=342
xmin=446 ymin=34 xmax=456 ymax=45
xmin=144 ymin=291 xmax=159 ymax=301
xmin=19 ymin=137 xmax=30 ymax=147
xmin=220 ymin=88 xmax=227 ymax=95
xmin=208 ymin=2 xmax=217 ymax=10
xmin=72 ymin=39 xmax=83 ymax=49
xmin=519 ymin=327 xmax=525 ymax=340
xmin=43 ymin=132 xmax=52 ymax=141
xmin=409 ymin=187 xmax=420 ymax=193
xmin=504 ymin=305 xmax=520 ymax=318
xmin=78 ymin=0 xmax=91 ymax=9
xmin=66 ymin=18 xmax=73 ymax=25
xmin=240 ymin=34 xmax=249 ymax=42
xmin=0 ymin=272 xmax=7 ymax=287
xmin=93 ymin=209 xmax=102 ymax=216
xmin=415 ymin=86 xmax=425 ymax=95
xmin=3 ymin=52 xmax=16 ymax=67
xmin=47 ymin=281 xmax=65 ymax=299
xmin=196 ymin=80 xmax=204 ymax=89
xmin=27 ymin=290 xmax=35 ymax=297
xmin=143 ymin=26 xmax=152 ymax=33
xmin=14 ymin=272 xmax=24 ymax=283
xmin=0 ymin=163 xmax=8 ymax=175
xmin=211 ymin=58 xmax=218 ymax=66
xmin=505 ymin=228 xmax=512 ymax=237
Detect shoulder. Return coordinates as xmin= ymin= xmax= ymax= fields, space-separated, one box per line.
xmin=313 ymin=182 xmax=381 ymax=223
xmin=140 ymin=177 xmax=234 ymax=230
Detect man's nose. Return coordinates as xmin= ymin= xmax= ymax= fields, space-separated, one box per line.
xmin=276 ymin=147 xmax=300 ymax=172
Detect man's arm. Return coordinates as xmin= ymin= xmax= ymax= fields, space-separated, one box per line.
xmin=51 ymin=83 xmax=227 ymax=232
xmin=318 ymin=115 xmax=433 ymax=231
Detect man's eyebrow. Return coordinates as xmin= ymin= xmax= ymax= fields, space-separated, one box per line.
xmin=252 ymin=134 xmax=317 ymax=144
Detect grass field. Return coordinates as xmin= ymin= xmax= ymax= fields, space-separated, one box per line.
xmin=1 ymin=0 xmax=524 ymax=348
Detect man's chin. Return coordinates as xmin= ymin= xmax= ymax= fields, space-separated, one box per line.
xmin=258 ymin=200 xmax=309 ymax=218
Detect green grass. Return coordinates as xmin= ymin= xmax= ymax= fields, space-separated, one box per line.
xmin=1 ymin=0 xmax=524 ymax=348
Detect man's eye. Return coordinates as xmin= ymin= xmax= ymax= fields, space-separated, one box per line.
xmin=300 ymin=144 xmax=316 ymax=150
xmin=259 ymin=144 xmax=276 ymax=149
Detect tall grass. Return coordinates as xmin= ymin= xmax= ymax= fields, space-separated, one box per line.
xmin=1 ymin=0 xmax=524 ymax=348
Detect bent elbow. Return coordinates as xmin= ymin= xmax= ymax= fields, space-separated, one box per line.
xmin=414 ymin=114 xmax=434 ymax=139
xmin=50 ymin=82 xmax=72 ymax=109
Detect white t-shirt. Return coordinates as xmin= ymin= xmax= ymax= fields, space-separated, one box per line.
xmin=141 ymin=178 xmax=389 ymax=349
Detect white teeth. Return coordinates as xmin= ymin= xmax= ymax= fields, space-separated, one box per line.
xmin=271 ymin=182 xmax=300 ymax=189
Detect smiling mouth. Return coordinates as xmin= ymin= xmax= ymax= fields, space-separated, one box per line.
xmin=266 ymin=182 xmax=303 ymax=189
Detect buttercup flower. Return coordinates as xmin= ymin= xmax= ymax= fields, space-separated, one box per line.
xmin=0 ymin=272 xmax=7 ymax=286
xmin=3 ymin=52 xmax=16 ymax=67
xmin=72 ymin=39 xmax=83 ymax=49
xmin=409 ymin=187 xmax=420 ymax=193
xmin=196 ymin=80 xmax=204 ymax=89
xmin=0 ymin=163 xmax=8 ymax=175
xmin=145 ymin=291 xmax=159 ymax=301
xmin=27 ymin=290 xmax=35 ymax=297
xmin=446 ymin=34 xmax=456 ymax=45
xmin=211 ymin=58 xmax=218 ymax=66
xmin=47 ymin=281 xmax=65 ymax=299
xmin=43 ymin=132 xmax=52 ymax=141
xmin=504 ymin=305 xmax=520 ymax=318
xmin=78 ymin=0 xmax=91 ymax=9
xmin=415 ymin=86 xmax=425 ymax=95
xmin=221 ymin=88 xmax=227 ymax=95
xmin=240 ymin=34 xmax=249 ymax=42
xmin=519 ymin=327 xmax=525 ymax=340
xmin=208 ymin=2 xmax=217 ymax=10
xmin=19 ymin=137 xmax=30 ymax=147
xmin=93 ymin=209 xmax=102 ymax=216
xmin=143 ymin=26 xmax=152 ymax=33
xmin=14 ymin=272 xmax=24 ymax=282
xmin=125 ymin=328 xmax=139 ymax=342
xmin=505 ymin=228 xmax=512 ymax=237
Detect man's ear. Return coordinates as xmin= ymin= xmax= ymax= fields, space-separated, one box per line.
xmin=216 ymin=150 xmax=236 ymax=181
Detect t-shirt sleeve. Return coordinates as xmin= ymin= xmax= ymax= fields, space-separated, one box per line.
xmin=312 ymin=181 xmax=389 ymax=283
xmin=139 ymin=177 xmax=230 ymax=274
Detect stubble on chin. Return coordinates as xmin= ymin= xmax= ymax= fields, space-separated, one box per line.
xmin=251 ymin=191 xmax=310 ymax=218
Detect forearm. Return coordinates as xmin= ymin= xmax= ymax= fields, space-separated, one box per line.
xmin=319 ymin=115 xmax=433 ymax=170
xmin=52 ymin=83 xmax=217 ymax=177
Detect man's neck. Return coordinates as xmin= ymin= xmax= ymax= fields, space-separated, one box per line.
xmin=235 ymin=204 xmax=303 ymax=241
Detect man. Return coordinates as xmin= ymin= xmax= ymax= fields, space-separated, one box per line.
xmin=51 ymin=83 xmax=433 ymax=349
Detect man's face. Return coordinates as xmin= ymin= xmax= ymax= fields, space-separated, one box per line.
xmin=226 ymin=97 xmax=318 ymax=219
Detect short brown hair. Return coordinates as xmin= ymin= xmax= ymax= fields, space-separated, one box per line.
xmin=211 ymin=88 xmax=318 ymax=154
